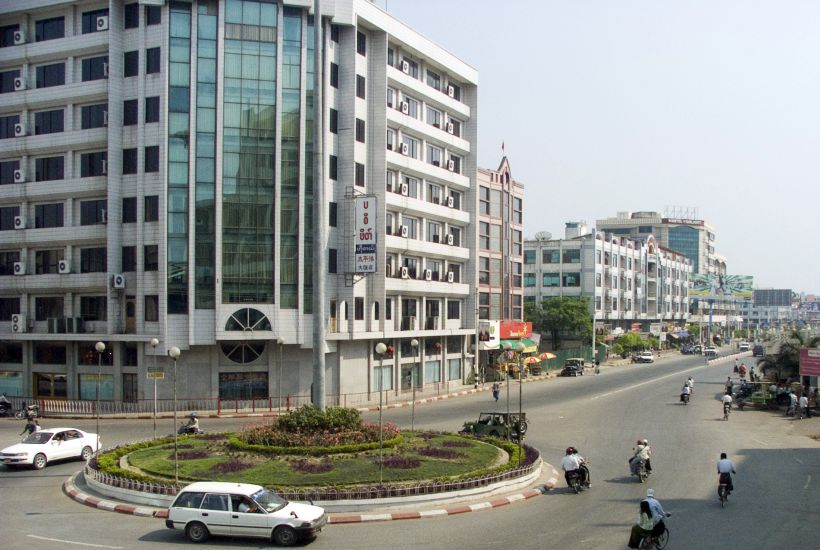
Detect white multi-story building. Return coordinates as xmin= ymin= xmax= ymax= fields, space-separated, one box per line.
xmin=524 ymin=223 xmax=691 ymax=331
xmin=0 ymin=0 xmax=478 ymax=406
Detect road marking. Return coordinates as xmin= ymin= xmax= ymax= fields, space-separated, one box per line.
xmin=753 ymin=439 xmax=769 ymax=446
xmin=804 ymin=475 xmax=811 ymax=490
xmin=27 ymin=535 xmax=124 ymax=549
xmin=592 ymin=365 xmax=705 ymax=400
xmin=794 ymin=457 xmax=804 ymax=465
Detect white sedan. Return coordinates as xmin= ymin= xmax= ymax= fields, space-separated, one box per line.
xmin=0 ymin=428 xmax=99 ymax=469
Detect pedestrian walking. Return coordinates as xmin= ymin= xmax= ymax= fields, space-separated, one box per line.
xmin=492 ymin=382 xmax=500 ymax=403
xmin=20 ymin=417 xmax=37 ymax=436
xmin=594 ymin=360 xmax=601 ymax=375
xmin=787 ymin=391 xmax=798 ymax=417
xmin=799 ymin=394 xmax=810 ymax=419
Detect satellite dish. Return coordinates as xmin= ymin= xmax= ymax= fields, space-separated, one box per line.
xmin=534 ymin=231 xmax=552 ymax=241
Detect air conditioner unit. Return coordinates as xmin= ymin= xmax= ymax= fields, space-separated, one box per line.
xmin=446 ymin=196 xmax=454 ymax=208
xmin=100 ymin=209 xmax=108 ymax=224
xmin=13 ymin=77 xmax=27 ymax=91
xmin=447 ymin=271 xmax=454 ymax=283
xmin=424 ymin=269 xmax=432 ymax=281
xmin=400 ymin=182 xmax=409 ymax=196
xmin=13 ymin=30 xmax=26 ymax=45
xmin=447 ymin=159 xmax=455 ymax=171
xmin=447 ymin=85 xmax=455 ymax=98
xmin=400 ymin=102 xmax=409 ymax=115
xmin=96 ymin=15 xmax=109 ymax=31
xmin=400 ymin=266 xmax=409 ymax=279
xmin=400 ymin=143 xmax=409 ymax=155
xmin=14 ymin=215 xmax=25 ymax=229
xmin=111 ymin=273 xmax=126 ymax=289
xmin=446 ymin=234 xmax=454 ymax=245
xmin=13 ymin=261 xmax=25 ymax=275
xmin=101 ymin=160 xmax=107 ymax=175
xmin=400 ymin=225 xmax=408 ymax=238
xmin=12 ymin=314 xmax=27 ymax=333
xmin=13 ymin=169 xmax=26 ymax=183
xmin=14 ymin=122 xmax=27 ymax=137
xmin=446 ymin=121 xmax=454 ymax=134
xmin=102 ymin=62 xmax=109 ymax=78
xmin=58 ymin=259 xmax=71 ymax=274
xmin=102 ymin=110 xmax=108 ymax=126
xmin=401 ymin=60 xmax=410 ymax=74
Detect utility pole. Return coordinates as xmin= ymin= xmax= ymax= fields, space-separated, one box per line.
xmin=311 ymin=0 xmax=326 ymax=410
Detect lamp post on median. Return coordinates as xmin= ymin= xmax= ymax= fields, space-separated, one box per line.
xmin=410 ymin=338 xmax=419 ymax=433
xmin=502 ymin=341 xmax=512 ymax=423
xmin=515 ymin=341 xmax=526 ymax=465
xmin=150 ymin=338 xmax=159 ymax=440
xmin=168 ymin=346 xmax=181 ymax=484
xmin=375 ymin=342 xmax=387 ymax=485
xmin=94 ymin=341 xmax=105 ymax=453
xmin=276 ymin=337 xmax=285 ymax=414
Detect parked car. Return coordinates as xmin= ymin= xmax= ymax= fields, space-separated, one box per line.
xmin=0 ymin=428 xmax=98 ymax=470
xmin=752 ymin=344 xmax=765 ymax=357
xmin=460 ymin=412 xmax=528 ymax=440
xmin=739 ymin=342 xmax=751 ymax=352
xmin=703 ymin=346 xmax=717 ymax=357
xmin=560 ymin=365 xmax=584 ymax=377
xmin=166 ymin=482 xmax=327 ymax=546
xmin=634 ymin=351 xmax=655 ymax=363
xmin=564 ymin=358 xmax=585 ymax=369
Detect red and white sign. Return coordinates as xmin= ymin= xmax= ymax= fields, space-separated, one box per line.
xmin=499 ymin=321 xmax=532 ymax=339
xmin=354 ymin=197 xmax=377 ymax=273
xmin=799 ymin=347 xmax=820 ymax=376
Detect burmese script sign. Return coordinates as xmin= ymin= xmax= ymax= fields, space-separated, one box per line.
xmin=354 ymin=196 xmax=377 ymax=273
xmin=799 ymin=347 xmax=820 ymax=377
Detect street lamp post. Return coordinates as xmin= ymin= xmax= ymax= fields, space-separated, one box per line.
xmin=374 ymin=342 xmax=387 ymax=485
xmin=150 ymin=338 xmax=159 ymax=440
xmin=276 ymin=338 xmax=284 ymax=414
xmin=410 ymin=338 xmax=419 ymax=433
xmin=94 ymin=341 xmax=105 ymax=453
xmin=515 ymin=341 xmax=525 ymax=466
xmin=502 ymin=342 xmax=512 ymax=424
xmin=168 ymin=346 xmax=181 ymax=484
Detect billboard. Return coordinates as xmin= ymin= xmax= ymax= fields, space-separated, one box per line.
xmin=354 ymin=197 xmax=376 ymax=273
xmin=799 ymin=347 xmax=820 ymax=376
xmin=478 ymin=320 xmax=500 ymax=351
xmin=499 ymin=321 xmax=533 ymax=339
xmin=689 ymin=274 xmax=753 ymax=299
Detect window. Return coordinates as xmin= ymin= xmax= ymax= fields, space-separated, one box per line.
xmin=479 ymin=222 xmax=489 ymax=250
xmin=80 ymin=247 xmax=107 ymax=273
xmin=330 ymin=63 xmax=338 ymax=87
xmin=355 ymin=162 xmax=365 ymax=187
xmin=146 ymin=47 xmax=160 ymax=74
xmin=427 ymin=144 xmax=442 ymax=167
xmin=1 ymin=69 xmax=21 ymax=94
xmin=80 ymin=296 xmax=107 ymax=321
xmin=427 ymin=221 xmax=442 ymax=243
xmin=447 ymin=300 xmax=460 ymax=320
xmin=355 ymin=118 xmax=365 ymax=143
xmin=34 ymin=109 xmax=63 ymax=135
xmin=81 ymin=56 xmax=108 ymax=81
xmin=124 ymin=4 xmax=139 ymax=29
xmin=0 ymin=160 xmax=20 ymax=185
xmin=328 ymin=249 xmax=337 ymax=273
xmin=478 ymin=257 xmax=489 ymax=284
xmin=329 ymin=108 xmax=338 ymax=133
xmin=402 ymin=57 xmax=419 ymax=78
xmin=542 ymin=250 xmax=559 ymax=264
xmin=596 ymin=273 xmax=602 ymax=287
xmin=524 ymin=273 xmax=536 ymax=287
xmin=82 ymin=9 xmax=109 ymax=34
xmin=144 ymin=195 xmax=159 ymax=221
xmin=426 ymin=106 xmax=442 ymax=128
xmin=144 ymin=146 xmax=159 ymax=172
xmin=145 ymin=96 xmax=160 ymax=123
xmin=35 ymin=249 xmax=63 ymax=274
xmin=81 ymin=104 xmax=107 ymax=129
xmin=427 ymin=182 xmax=442 ymax=204
xmin=122 ymin=197 xmax=137 ymax=223
xmin=145 ymin=295 xmax=159 ymax=322
xmin=329 ymin=155 xmax=337 ymax=180
xmin=124 ymin=51 xmax=139 ymax=77
xmin=524 ymin=250 xmax=536 ymax=264
xmin=80 ymin=200 xmax=106 ymax=225
xmin=34 ymin=297 xmax=64 ymax=322
xmin=401 ymin=135 xmax=419 ymax=158
xmin=0 ymin=296 xmax=20 ymax=319
xmin=355 ymin=297 xmax=364 ymax=320
xmin=329 ymin=202 xmax=337 ymax=227
xmin=0 ymin=25 xmax=20 ymax=49
xmin=427 ymin=69 xmax=441 ymax=91
xmin=35 ymin=17 xmax=65 ymax=42
xmin=80 ymin=151 xmax=107 ymax=177
xmin=0 ymin=206 xmax=21 ymax=231
xmin=0 ymin=115 xmax=19 ymax=139
xmin=562 ymin=272 xmax=581 ymax=287
xmin=35 ymin=157 xmax=64 ymax=181
xmin=356 ymin=31 xmax=366 ymax=55
xmin=448 ymin=154 xmax=462 ymax=174
xmin=543 ymin=273 xmax=560 ymax=287
xmin=145 ymin=5 xmax=161 ymax=25
xmin=404 ymin=96 xmax=419 ymax=119
xmin=386 ymin=128 xmax=394 ymax=151
xmin=122 ymin=148 xmax=137 ymax=174
xmin=122 ymin=246 xmax=136 ymax=271
xmin=448 ymin=82 xmax=461 ymax=100
xmin=330 ymin=24 xmax=340 ymax=43
xmin=36 ymin=63 xmax=65 ymax=88
xmin=35 ymin=203 xmax=63 ymax=228
xmin=356 ymin=75 xmax=366 ymax=99
xmin=123 ymin=99 xmax=138 ymax=125
xmin=144 ymin=245 xmax=158 ymax=271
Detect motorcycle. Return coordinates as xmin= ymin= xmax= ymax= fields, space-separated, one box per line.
xmin=15 ymin=403 xmax=39 ymax=420
xmin=566 ymin=461 xmax=590 ymax=494
xmin=718 ymin=475 xmax=731 ymax=507
xmin=0 ymin=403 xmax=14 ymax=417
xmin=680 ymin=393 xmax=690 ymax=405
xmin=723 ymin=403 xmax=731 ymax=421
xmin=178 ymin=424 xmax=205 ymax=435
xmin=630 ymin=457 xmax=648 ymax=483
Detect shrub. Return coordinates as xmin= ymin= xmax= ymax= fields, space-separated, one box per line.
xmin=442 ymin=440 xmax=472 ymax=448
xmin=417 ymin=447 xmax=464 ymax=459
xmin=175 ymin=450 xmax=209 ymax=460
xmin=215 ymin=458 xmax=252 ymax=474
xmin=381 ymin=456 xmax=420 ymax=469
xmin=239 ymin=418 xmax=397 ymax=448
xmin=276 ymin=405 xmax=363 ymax=434
xmin=290 ymin=459 xmax=333 ymax=474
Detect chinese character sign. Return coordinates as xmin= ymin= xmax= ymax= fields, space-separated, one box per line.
xmin=354 ymin=197 xmax=377 ymax=273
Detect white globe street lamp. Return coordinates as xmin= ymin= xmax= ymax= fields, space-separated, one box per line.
xmin=168 ymin=346 xmax=181 ymax=484
xmin=150 ymin=338 xmax=159 ymax=439
xmin=94 ymin=341 xmax=105 ymax=453
xmin=375 ymin=342 xmax=387 ymax=485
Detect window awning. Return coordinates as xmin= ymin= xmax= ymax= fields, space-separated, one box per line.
xmin=498 ymin=338 xmax=538 ymax=353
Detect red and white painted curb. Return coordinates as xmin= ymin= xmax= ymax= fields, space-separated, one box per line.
xmin=64 ymin=466 xmax=560 ymax=523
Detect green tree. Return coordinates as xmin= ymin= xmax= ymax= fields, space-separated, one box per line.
xmin=758 ymin=330 xmax=820 ymax=381
xmin=525 ymin=297 xmax=591 ymax=350
xmin=685 ymin=323 xmax=700 ymax=340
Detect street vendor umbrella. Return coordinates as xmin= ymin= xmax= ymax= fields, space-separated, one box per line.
xmin=539 ymin=352 xmax=557 ymax=360
xmin=524 ymin=356 xmax=540 ymax=364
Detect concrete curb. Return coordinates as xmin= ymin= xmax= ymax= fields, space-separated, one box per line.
xmin=63 ymin=466 xmax=560 ymax=523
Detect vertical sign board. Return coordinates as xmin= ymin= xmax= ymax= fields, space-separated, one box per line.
xmin=354 ymin=197 xmax=376 ymax=273
xmin=799 ymin=347 xmax=820 ymax=376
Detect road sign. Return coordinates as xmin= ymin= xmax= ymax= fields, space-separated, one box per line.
xmin=147 ymin=371 xmax=165 ymax=380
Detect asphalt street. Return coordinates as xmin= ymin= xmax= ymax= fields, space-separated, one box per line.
xmin=1 ymin=350 xmax=817 ymax=549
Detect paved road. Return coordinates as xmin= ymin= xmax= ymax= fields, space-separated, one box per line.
xmin=1 ymin=350 xmax=817 ymax=549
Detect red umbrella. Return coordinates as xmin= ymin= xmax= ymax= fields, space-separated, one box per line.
xmin=539 ymin=352 xmax=557 ymax=360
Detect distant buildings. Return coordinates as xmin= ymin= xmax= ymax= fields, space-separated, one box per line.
xmin=739 ymin=289 xmax=796 ymax=330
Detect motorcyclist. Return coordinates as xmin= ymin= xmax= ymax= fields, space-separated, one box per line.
xmin=0 ymin=393 xmax=12 ymax=415
xmin=716 ymin=452 xmax=736 ymax=495
xmin=630 ymin=439 xmax=652 ymax=475
xmin=560 ymin=446 xmax=589 ymax=488
xmin=571 ymin=446 xmax=591 ymax=487
xmin=680 ymin=383 xmax=691 ymax=403
xmin=182 ymin=412 xmax=200 ymax=434
xmin=721 ymin=392 xmax=733 ymax=417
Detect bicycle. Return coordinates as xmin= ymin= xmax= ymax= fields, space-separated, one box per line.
xmin=638 ymin=526 xmax=669 ymax=549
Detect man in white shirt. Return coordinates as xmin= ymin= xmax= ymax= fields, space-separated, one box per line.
xmin=643 ymin=488 xmax=669 ymax=537
xmin=630 ymin=439 xmax=652 ymax=474
xmin=799 ymin=394 xmax=810 ymax=419
xmin=717 ymin=452 xmax=736 ymax=494
xmin=560 ymin=447 xmax=587 ymax=487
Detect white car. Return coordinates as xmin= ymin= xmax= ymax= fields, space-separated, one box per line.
xmin=703 ymin=346 xmax=717 ymax=357
xmin=0 ymin=427 xmax=99 ymax=469
xmin=739 ymin=342 xmax=751 ymax=351
xmin=635 ymin=352 xmax=655 ymax=363
xmin=166 ymin=481 xmax=327 ymax=546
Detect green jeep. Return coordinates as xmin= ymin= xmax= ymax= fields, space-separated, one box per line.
xmin=459 ymin=412 xmax=528 ymax=441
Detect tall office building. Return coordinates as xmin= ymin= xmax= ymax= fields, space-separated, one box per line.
xmin=0 ymin=0 xmax=478 ymax=406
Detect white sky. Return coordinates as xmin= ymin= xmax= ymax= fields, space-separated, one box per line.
xmin=377 ymin=0 xmax=820 ymax=294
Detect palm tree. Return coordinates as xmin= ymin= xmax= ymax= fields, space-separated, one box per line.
xmin=758 ymin=330 xmax=820 ymax=382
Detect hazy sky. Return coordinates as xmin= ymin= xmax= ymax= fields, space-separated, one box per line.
xmin=377 ymin=0 xmax=820 ymax=294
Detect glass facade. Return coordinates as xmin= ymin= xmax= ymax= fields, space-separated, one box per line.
xmin=668 ymin=226 xmax=699 ymax=273
xmin=222 ymin=0 xmax=278 ymax=303
xmin=167 ymin=2 xmax=192 ymax=314
xmin=302 ymin=15 xmax=314 ymax=313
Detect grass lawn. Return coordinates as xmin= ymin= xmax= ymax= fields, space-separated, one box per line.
xmin=125 ymin=433 xmax=507 ymax=487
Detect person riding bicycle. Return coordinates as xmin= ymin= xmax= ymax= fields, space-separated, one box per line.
xmin=560 ymin=446 xmax=588 ymax=488
xmin=630 ymin=439 xmax=652 ymax=474
xmin=717 ymin=452 xmax=736 ymax=495
xmin=628 ymin=500 xmax=654 ymax=548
